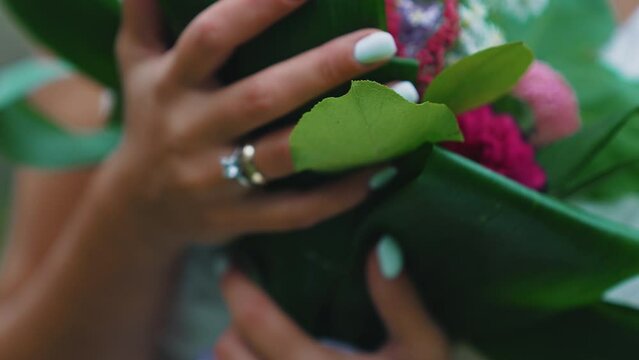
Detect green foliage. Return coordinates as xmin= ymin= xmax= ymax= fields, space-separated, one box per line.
xmin=2 ymin=0 xmax=121 ymax=88
xmin=290 ymin=81 xmax=461 ymax=172
xmin=424 ymin=42 xmax=533 ymax=114
xmin=0 ymin=101 xmax=120 ymax=168
xmin=493 ymin=0 xmax=639 ymax=200
xmin=538 ymin=109 xmax=639 ymax=197
xmin=0 ymin=60 xmax=71 ymax=109
xmin=236 ymin=147 xmax=639 ymax=357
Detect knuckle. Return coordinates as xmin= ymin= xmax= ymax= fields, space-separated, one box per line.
xmin=188 ymin=17 xmax=228 ymax=53
xmin=175 ymin=159 xmax=221 ymax=193
xmin=242 ymin=81 xmax=277 ymax=114
xmin=165 ymin=119 xmax=194 ymax=152
xmin=316 ymin=45 xmax=353 ymax=84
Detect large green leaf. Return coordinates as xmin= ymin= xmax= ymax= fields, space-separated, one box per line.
xmin=290 ymin=81 xmax=461 ymax=172
xmin=233 ymin=147 xmax=639 ymax=358
xmin=423 ymin=42 xmax=534 ymax=114
xmin=0 ymin=100 xmax=120 ymax=168
xmin=538 ymin=109 xmax=639 ymax=196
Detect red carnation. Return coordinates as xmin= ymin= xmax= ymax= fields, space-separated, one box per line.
xmin=444 ymin=106 xmax=547 ymax=190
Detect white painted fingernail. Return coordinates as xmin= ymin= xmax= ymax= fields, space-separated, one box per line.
xmin=603 ymin=275 xmax=639 ymax=310
xmin=369 ymin=166 xmax=398 ymax=191
xmin=376 ymin=235 xmax=404 ymax=280
xmin=354 ymin=32 xmax=397 ymax=65
xmin=212 ymin=254 xmax=230 ymax=278
xmin=390 ymin=81 xmax=419 ymax=103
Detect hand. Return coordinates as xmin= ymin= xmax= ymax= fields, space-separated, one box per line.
xmin=215 ymin=249 xmax=449 ymax=360
xmin=106 ymin=0 xmax=401 ymax=248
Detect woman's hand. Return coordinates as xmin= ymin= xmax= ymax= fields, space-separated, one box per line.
xmin=109 ymin=0 xmax=401 ymax=248
xmin=215 ymin=248 xmax=449 ymax=360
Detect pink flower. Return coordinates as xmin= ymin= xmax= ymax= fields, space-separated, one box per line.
xmin=444 ymin=106 xmax=547 ymax=190
xmin=513 ymin=61 xmax=581 ymax=146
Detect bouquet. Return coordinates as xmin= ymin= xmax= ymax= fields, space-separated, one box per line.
xmin=2 ymin=0 xmax=639 ymax=359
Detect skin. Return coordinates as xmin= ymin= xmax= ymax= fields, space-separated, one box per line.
xmin=0 ymin=0 xmax=634 ymax=359
xmin=611 ymin=0 xmax=639 ymax=21
xmin=215 ymin=252 xmax=448 ymax=360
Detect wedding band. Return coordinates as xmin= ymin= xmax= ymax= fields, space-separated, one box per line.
xmin=220 ymin=144 xmax=267 ymax=188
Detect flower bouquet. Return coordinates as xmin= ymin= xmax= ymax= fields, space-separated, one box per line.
xmin=3 ymin=0 xmax=639 ymax=359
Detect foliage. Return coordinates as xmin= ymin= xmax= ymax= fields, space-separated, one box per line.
xmin=424 ymin=42 xmax=533 ymax=114
xmin=492 ymin=0 xmax=639 ymax=200
xmin=291 ymin=81 xmax=461 ymax=172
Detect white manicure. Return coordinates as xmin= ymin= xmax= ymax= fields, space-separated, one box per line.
xmin=354 ymin=32 xmax=397 ymax=65
xmin=390 ymin=81 xmax=420 ymax=103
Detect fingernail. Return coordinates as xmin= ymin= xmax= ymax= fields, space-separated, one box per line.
xmin=354 ymin=32 xmax=397 ymax=65
xmin=376 ymin=235 xmax=404 ymax=280
xmin=390 ymin=81 xmax=419 ymax=103
xmin=369 ymin=166 xmax=398 ymax=191
xmin=212 ymin=254 xmax=230 ymax=278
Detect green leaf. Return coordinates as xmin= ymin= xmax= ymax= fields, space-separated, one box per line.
xmin=538 ymin=109 xmax=639 ymax=196
xmin=234 ymin=147 xmax=639 ymax=358
xmin=0 ymin=100 xmax=120 ymax=168
xmin=0 ymin=59 xmax=71 ymax=109
xmin=493 ymin=0 xmax=639 ymax=200
xmin=290 ymin=81 xmax=462 ymax=172
xmin=2 ymin=0 xmax=121 ymax=88
xmin=424 ymin=42 xmax=534 ymax=114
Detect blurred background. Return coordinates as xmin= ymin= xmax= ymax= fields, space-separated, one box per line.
xmin=0 ymin=6 xmax=30 ymax=241
xmin=0 ymin=6 xmax=31 ymax=65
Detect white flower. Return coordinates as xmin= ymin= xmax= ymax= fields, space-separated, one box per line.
xmin=456 ymin=0 xmax=506 ymax=56
xmin=486 ymin=0 xmax=549 ymax=21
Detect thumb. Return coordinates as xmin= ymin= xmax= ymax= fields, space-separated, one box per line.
xmin=367 ymin=235 xmax=448 ymax=359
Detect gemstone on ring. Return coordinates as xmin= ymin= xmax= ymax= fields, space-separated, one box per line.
xmin=221 ymin=150 xmax=242 ymax=179
xmin=220 ymin=144 xmax=267 ymax=188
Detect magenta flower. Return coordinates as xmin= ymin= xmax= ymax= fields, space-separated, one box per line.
xmin=513 ymin=61 xmax=582 ymax=146
xmin=444 ymin=106 xmax=547 ymax=190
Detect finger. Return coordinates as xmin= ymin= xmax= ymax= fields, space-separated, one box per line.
xmin=170 ymin=146 xmax=249 ymax=199
xmin=207 ymin=169 xmax=375 ymax=235
xmin=388 ymin=81 xmax=419 ymax=104
xmin=117 ymin=0 xmax=165 ymax=66
xmin=366 ymin=240 xmax=448 ymax=359
xmin=220 ymin=269 xmax=328 ymax=360
xmin=180 ymin=80 xmax=410 ymax=189
xmin=169 ymin=0 xmax=307 ymax=85
xmin=170 ymin=125 xmax=294 ymax=198
xmin=191 ymin=29 xmax=397 ymax=140
xmin=214 ymin=330 xmax=260 ymax=360
xmin=251 ymin=127 xmax=295 ymax=181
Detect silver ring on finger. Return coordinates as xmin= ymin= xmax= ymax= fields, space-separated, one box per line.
xmin=220 ymin=144 xmax=267 ymax=188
